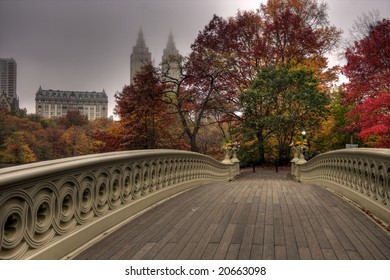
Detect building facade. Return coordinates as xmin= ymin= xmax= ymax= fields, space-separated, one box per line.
xmin=130 ymin=28 xmax=152 ymax=84
xmin=35 ymin=87 xmax=108 ymax=120
xmin=0 ymin=58 xmax=19 ymax=111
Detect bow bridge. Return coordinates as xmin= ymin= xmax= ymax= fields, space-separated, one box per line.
xmin=0 ymin=149 xmax=389 ymax=259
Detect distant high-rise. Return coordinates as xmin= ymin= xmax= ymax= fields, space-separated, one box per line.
xmin=162 ymin=31 xmax=180 ymax=80
xmin=130 ymin=28 xmax=152 ymax=84
xmin=0 ymin=58 xmax=19 ymax=111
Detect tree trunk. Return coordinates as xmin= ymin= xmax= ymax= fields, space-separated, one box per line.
xmin=256 ymin=130 xmax=266 ymax=164
xmin=188 ymin=134 xmax=199 ymax=152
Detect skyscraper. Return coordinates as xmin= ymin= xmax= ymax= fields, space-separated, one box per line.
xmin=130 ymin=28 xmax=152 ymax=84
xmin=0 ymin=58 xmax=19 ymax=111
xmin=162 ymin=31 xmax=180 ymax=80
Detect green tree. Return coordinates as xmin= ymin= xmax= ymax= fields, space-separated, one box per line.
xmin=240 ymin=64 xmax=329 ymax=164
xmin=310 ymin=87 xmax=356 ymax=153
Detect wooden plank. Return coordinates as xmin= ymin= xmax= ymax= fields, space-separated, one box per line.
xmin=307 ymin=188 xmax=355 ymax=259
xmin=201 ymin=243 xmax=218 ymax=260
xmin=264 ymin=185 xmax=274 ymax=226
xmin=169 ymin=184 xmax=242 ymax=259
xmin=250 ymin=244 xmax=263 ymax=260
xmin=209 ymin=204 xmax=237 ymax=243
xmin=111 ymin=186 xmax=209 ymax=260
xmin=283 ymin=225 xmax=299 ymax=259
xmin=190 ymin=224 xmax=219 ymax=260
xmin=347 ymin=250 xmax=362 ymax=260
xmin=279 ymin=182 xmax=292 ymax=226
xmin=154 ymin=243 xmax=176 ymax=260
xmin=322 ymin=227 xmax=350 ymax=259
xmin=298 ymin=247 xmax=312 ymax=260
xmin=274 ymin=218 xmax=285 ymax=246
xmin=225 ymin=244 xmax=240 ymax=260
xmin=189 ymin=183 xmax=242 ymax=244
xmin=315 ymin=204 xmax=356 ymax=252
xmin=213 ymin=224 xmax=237 ymax=259
xmin=331 ymin=207 xmax=375 ymax=259
xmin=262 ymin=244 xmax=275 ymax=260
xmin=115 ymin=206 xmax=191 ymax=259
xmin=177 ymin=243 xmax=197 ymax=259
xmin=231 ymin=204 xmax=251 ymax=244
xmin=284 ymin=184 xmax=309 ymax=249
xmin=238 ymin=225 xmax=255 ymax=260
xmin=322 ymin=248 xmax=337 ymax=260
xmin=340 ymin=204 xmax=390 ymax=259
xmin=247 ymin=187 xmax=260 ymax=225
xmin=294 ymin=185 xmax=332 ymax=250
xmin=131 ymin=242 xmax=156 ymax=260
xmin=275 ymin=245 xmax=287 ymax=260
xmin=75 ymin=194 xmax=180 ymax=259
xmin=263 ymin=224 xmax=274 ymax=245
xmin=253 ymin=183 xmax=267 ymax=245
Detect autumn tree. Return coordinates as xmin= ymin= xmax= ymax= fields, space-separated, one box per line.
xmin=0 ymin=111 xmax=44 ymax=163
xmin=60 ymin=126 xmax=93 ymax=157
xmin=171 ymin=1 xmax=340 ymax=160
xmin=342 ymin=18 xmax=390 ymax=147
xmin=160 ymin=42 xmax=232 ymax=152
xmin=57 ymin=109 xmax=89 ymax=129
xmin=0 ymin=131 xmax=37 ymax=164
xmin=191 ymin=0 xmax=341 ymax=105
xmin=115 ymin=64 xmax=180 ymax=150
xmin=260 ymin=0 xmax=340 ymax=64
xmin=87 ymin=118 xmax=123 ymax=153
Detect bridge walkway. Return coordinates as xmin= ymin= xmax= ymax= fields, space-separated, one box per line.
xmin=73 ymin=168 xmax=390 ymax=260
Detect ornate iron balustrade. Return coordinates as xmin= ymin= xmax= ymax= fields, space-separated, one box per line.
xmin=0 ymin=150 xmax=239 ymax=260
xmin=292 ymin=148 xmax=390 ymax=225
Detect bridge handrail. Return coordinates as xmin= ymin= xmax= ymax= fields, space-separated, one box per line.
xmin=0 ymin=149 xmax=239 ymax=260
xmin=293 ymin=148 xmax=390 ymax=225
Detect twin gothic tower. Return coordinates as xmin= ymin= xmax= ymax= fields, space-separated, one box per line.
xmin=130 ymin=28 xmax=179 ymax=84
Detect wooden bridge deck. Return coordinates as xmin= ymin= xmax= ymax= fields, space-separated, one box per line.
xmin=73 ymin=168 xmax=390 ymax=260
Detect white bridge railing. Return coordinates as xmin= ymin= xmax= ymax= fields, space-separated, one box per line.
xmin=292 ymin=148 xmax=390 ymax=225
xmin=0 ymin=150 xmax=239 ymax=260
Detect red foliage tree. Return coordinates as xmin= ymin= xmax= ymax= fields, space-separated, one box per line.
xmin=352 ymin=94 xmax=390 ymax=147
xmin=342 ymin=19 xmax=390 ymax=147
xmin=57 ymin=110 xmax=89 ymax=129
xmin=115 ymin=64 xmax=180 ymax=150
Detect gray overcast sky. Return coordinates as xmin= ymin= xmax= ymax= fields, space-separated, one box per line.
xmin=0 ymin=0 xmax=389 ymax=116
